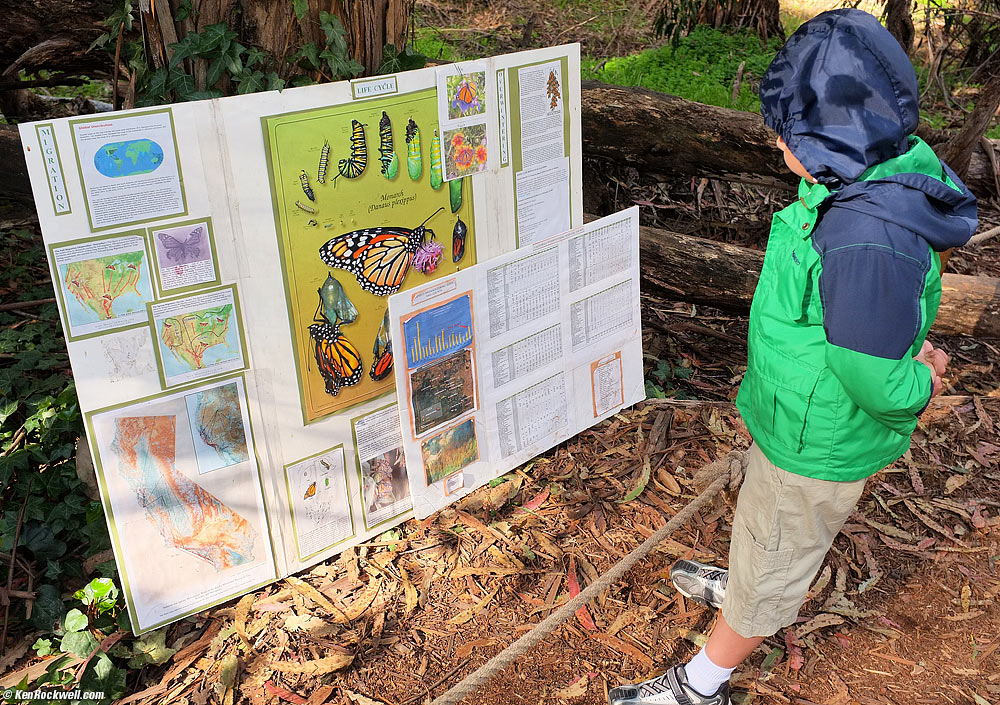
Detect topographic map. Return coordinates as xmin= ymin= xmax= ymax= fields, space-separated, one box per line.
xmin=62 ymin=252 xmax=147 ymax=322
xmin=160 ymin=304 xmax=235 ymax=370
xmin=93 ymin=139 xmax=164 ymax=178
xmin=111 ymin=415 xmax=257 ymax=570
xmin=187 ymin=383 xmax=249 ymax=472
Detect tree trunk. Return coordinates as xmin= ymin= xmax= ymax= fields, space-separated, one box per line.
xmin=0 ymin=0 xmax=114 ymax=80
xmin=884 ymin=0 xmax=915 ymax=54
xmin=628 ymin=216 xmax=1000 ymax=338
xmin=580 ymin=81 xmax=1000 ymax=200
xmin=938 ymin=68 xmax=1000 ymax=179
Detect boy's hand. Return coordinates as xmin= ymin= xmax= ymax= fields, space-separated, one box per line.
xmin=915 ymin=341 xmax=949 ymax=397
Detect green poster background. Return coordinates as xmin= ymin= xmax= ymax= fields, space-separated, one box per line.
xmin=262 ymin=87 xmax=478 ymax=425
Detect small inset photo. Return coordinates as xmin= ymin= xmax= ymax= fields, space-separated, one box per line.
xmin=442 ymin=125 xmax=488 ymax=181
xmin=445 ymin=71 xmax=486 ymax=121
xmin=420 ymin=417 xmax=478 ymax=485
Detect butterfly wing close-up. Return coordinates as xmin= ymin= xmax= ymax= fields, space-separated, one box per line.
xmin=319 ymin=227 xmax=418 ymax=297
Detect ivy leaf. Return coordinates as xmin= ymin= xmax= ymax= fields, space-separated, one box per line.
xmin=266 ymin=72 xmax=286 ymax=91
xmin=64 ymin=608 xmax=89 ymax=633
xmin=290 ymin=43 xmax=321 ymax=70
xmin=19 ymin=522 xmax=67 ymax=560
xmin=206 ymin=57 xmax=228 ymax=88
xmin=74 ymin=577 xmax=119 ymax=614
xmin=60 ymin=629 xmax=98 ymax=658
xmin=128 ymin=629 xmax=177 ymax=668
xmin=83 ymin=652 xmax=128 ymax=700
xmin=291 ymin=0 xmax=309 ymax=21
xmin=32 ymin=638 xmax=53 ymax=657
xmin=26 ymin=584 xmax=64 ymax=631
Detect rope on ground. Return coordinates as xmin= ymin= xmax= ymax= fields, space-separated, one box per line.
xmin=428 ymin=449 xmax=749 ymax=705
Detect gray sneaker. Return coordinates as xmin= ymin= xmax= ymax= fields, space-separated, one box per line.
xmin=608 ymin=664 xmax=730 ymax=705
xmin=669 ymin=560 xmax=728 ymax=609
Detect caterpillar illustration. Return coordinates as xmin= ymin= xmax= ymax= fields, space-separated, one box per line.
xmin=378 ymin=111 xmax=398 ymax=180
xmin=295 ymin=200 xmax=316 ymax=214
xmin=299 ymin=170 xmax=315 ymax=201
xmin=430 ymin=130 xmax=443 ymax=190
xmin=334 ymin=119 xmax=367 ymax=183
xmin=317 ymin=140 xmax=330 ymax=184
xmin=405 ymin=118 xmax=422 ymax=181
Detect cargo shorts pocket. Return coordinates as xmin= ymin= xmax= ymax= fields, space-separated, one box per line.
xmin=726 ymin=523 xmax=796 ymax=635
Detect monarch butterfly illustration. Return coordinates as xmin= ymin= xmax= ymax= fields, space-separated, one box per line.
xmin=378 ymin=111 xmax=398 ymax=180
xmin=334 ymin=119 xmax=367 ymax=183
xmin=430 ymin=131 xmax=443 ymax=190
xmin=318 ymin=207 xmax=444 ymax=297
xmin=308 ymin=300 xmax=362 ymax=397
xmin=296 ymin=200 xmax=316 ymax=214
xmin=449 ymin=177 xmax=463 ymax=213
xmin=405 ymin=118 xmax=422 ymax=181
xmin=369 ymin=309 xmax=393 ymax=381
xmin=303 ymin=481 xmax=317 ymax=499
xmin=299 ymin=170 xmax=315 ymax=201
xmin=452 ymin=216 xmax=467 ymax=263
xmin=158 ymin=226 xmax=203 ymax=261
xmin=317 ymin=140 xmax=330 ymax=184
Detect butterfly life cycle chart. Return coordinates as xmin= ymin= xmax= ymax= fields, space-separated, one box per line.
xmin=17 ymin=43 xmax=626 ymax=635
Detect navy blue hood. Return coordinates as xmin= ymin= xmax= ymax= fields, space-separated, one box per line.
xmin=760 ymin=9 xmax=919 ymax=186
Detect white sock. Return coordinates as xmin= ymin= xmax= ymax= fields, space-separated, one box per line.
xmin=684 ymin=647 xmax=735 ymax=697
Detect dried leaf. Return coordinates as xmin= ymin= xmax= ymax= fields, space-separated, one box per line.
xmin=945 ymin=474 xmax=969 ymax=494
xmin=455 ymin=638 xmax=497 ymax=658
xmin=961 ymin=584 xmax=972 ymax=613
xmin=264 ymin=681 xmax=308 ymax=705
xmin=343 ymin=578 xmax=382 ymax=621
xmin=400 ymin=567 xmax=418 ymax=615
xmin=567 ymin=557 xmax=597 ymax=631
xmin=619 ymin=456 xmax=651 ymax=503
xmin=306 ymin=684 xmax=336 ymax=705
xmin=520 ymin=487 xmax=550 ymax=513
xmin=272 ymin=649 xmax=354 ymax=674
xmin=588 ymin=633 xmax=653 ymax=666
xmin=448 ymin=586 xmax=501 ymax=625
xmin=285 ymin=576 xmax=349 ymax=623
xmin=795 ymin=613 xmax=844 ymax=639
xmin=656 ymin=466 xmax=681 ymax=495
xmin=554 ymin=674 xmax=589 ymax=699
xmin=342 ymin=689 xmax=387 ymax=705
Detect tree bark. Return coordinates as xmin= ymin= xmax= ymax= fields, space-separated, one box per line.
xmin=884 ymin=0 xmax=915 ymax=55
xmin=580 ymin=81 xmax=1000 ymax=200
xmin=0 ymin=0 xmax=114 ymax=80
xmin=629 ymin=217 xmax=1000 ymax=338
xmin=937 ymin=69 xmax=1000 ymax=179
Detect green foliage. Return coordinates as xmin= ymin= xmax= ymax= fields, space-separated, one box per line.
xmin=645 ymin=357 xmax=696 ymax=399
xmin=290 ymin=13 xmax=364 ymax=82
xmin=583 ymin=26 xmax=782 ymax=112
xmin=378 ymin=44 xmax=428 ymax=75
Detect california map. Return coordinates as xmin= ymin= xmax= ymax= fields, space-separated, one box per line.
xmin=111 ymin=415 xmax=257 ymax=571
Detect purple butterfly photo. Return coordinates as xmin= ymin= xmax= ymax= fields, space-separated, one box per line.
xmin=155 ymin=224 xmax=206 ymax=267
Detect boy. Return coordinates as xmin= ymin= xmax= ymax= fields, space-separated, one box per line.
xmin=609 ymin=9 xmax=977 ymax=705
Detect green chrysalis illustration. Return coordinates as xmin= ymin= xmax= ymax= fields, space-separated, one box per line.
xmin=449 ymin=177 xmax=463 ymax=213
xmin=430 ymin=130 xmax=443 ymax=190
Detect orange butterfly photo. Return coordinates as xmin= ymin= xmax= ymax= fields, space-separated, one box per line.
xmin=445 ymin=70 xmax=486 ymax=120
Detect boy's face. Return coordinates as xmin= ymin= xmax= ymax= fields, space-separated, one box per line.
xmin=776 ymin=137 xmax=817 ymax=183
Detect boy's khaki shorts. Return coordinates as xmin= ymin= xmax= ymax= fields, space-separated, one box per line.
xmin=721 ymin=443 xmax=867 ymax=638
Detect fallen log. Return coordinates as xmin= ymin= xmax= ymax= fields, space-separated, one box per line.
xmin=580 ymin=81 xmax=1000 ymax=200
xmin=627 ymin=216 xmax=1000 ymax=339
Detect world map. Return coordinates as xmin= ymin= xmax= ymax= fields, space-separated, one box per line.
xmin=93 ymin=139 xmax=164 ymax=178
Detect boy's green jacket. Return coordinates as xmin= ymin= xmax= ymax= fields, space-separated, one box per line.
xmin=743 ymin=9 xmax=978 ymax=481
xmin=736 ymin=138 xmax=977 ymax=480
